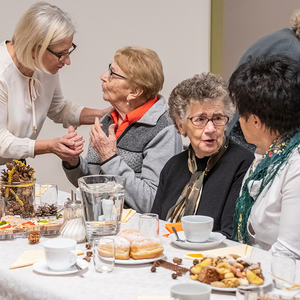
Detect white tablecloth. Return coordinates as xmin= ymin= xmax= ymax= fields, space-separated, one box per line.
xmin=0 ymin=192 xmax=299 ymax=300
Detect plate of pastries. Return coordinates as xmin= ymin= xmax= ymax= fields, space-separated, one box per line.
xmin=188 ymin=254 xmax=271 ymax=292
xmin=99 ymin=229 xmax=165 ymax=264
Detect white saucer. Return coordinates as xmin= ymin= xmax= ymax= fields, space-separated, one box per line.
xmin=169 ymin=231 xmax=226 ymax=250
xmin=33 ymin=259 xmax=88 ymax=275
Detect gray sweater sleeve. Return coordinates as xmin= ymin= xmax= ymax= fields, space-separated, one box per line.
xmin=62 ymin=155 xmax=97 ymax=187
xmin=100 ymin=125 xmax=183 ymax=213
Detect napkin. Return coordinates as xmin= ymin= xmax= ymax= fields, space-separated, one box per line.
xmin=163 ymin=222 xmax=183 ymax=237
xmin=9 ymin=249 xmax=84 ymax=270
xmin=137 ymin=297 xmax=170 ymax=300
xmin=184 ymin=244 xmax=253 ymax=260
xmin=121 ymin=209 xmax=136 ymax=222
xmin=35 ymin=185 xmax=50 ymax=197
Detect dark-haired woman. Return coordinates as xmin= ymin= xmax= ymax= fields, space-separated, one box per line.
xmin=229 ymin=54 xmax=300 ymax=259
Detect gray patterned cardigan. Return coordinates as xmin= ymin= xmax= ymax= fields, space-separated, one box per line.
xmin=62 ymin=95 xmax=183 ymax=213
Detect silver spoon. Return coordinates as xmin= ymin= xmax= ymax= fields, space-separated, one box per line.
xmin=172 ymin=226 xmax=186 ymax=242
xmin=74 ymin=262 xmax=83 ymax=271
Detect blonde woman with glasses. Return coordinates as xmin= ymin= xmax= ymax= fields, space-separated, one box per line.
xmin=0 ymin=2 xmax=110 ymax=166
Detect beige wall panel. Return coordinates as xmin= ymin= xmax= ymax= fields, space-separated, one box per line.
xmin=223 ymin=0 xmax=300 ymax=80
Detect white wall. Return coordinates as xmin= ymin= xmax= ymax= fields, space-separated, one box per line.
xmin=223 ymin=0 xmax=300 ymax=80
xmin=0 ymin=0 xmax=210 ymax=192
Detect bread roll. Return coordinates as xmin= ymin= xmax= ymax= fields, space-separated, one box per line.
xmin=97 ymin=243 xmax=114 ymax=258
xmin=130 ymin=237 xmax=164 ymax=260
xmin=114 ymin=236 xmax=130 ymax=260
xmin=117 ymin=229 xmax=145 ymax=244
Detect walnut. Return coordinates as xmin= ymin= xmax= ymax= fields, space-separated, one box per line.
xmin=173 ymin=257 xmax=182 ymax=265
xmin=83 ymin=256 xmax=91 ymax=262
xmin=193 ymin=259 xmax=200 ymax=265
xmin=151 ymin=266 xmax=156 ymax=272
xmin=86 ymin=251 xmax=93 ymax=257
xmin=172 ymin=273 xmax=178 ymax=279
xmin=28 ymin=231 xmax=40 ymax=244
xmin=86 ymin=243 xmax=92 ymax=250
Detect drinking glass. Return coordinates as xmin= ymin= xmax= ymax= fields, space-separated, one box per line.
xmin=139 ymin=213 xmax=159 ymax=238
xmin=236 ymin=286 xmax=264 ymax=300
xmin=93 ymin=237 xmax=115 ymax=273
xmin=40 ymin=184 xmax=58 ymax=207
xmin=271 ymin=250 xmax=296 ymax=290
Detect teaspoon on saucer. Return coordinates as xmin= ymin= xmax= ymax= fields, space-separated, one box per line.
xmin=172 ymin=227 xmax=186 ymax=243
xmin=74 ymin=262 xmax=83 ymax=271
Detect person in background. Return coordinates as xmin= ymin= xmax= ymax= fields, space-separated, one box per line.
xmin=151 ymin=73 xmax=254 ymax=238
xmin=228 ymin=9 xmax=300 ymax=153
xmin=229 ymin=54 xmax=300 ymax=259
xmin=0 ymin=2 xmax=110 ymax=166
xmin=63 ymin=46 xmax=183 ymax=213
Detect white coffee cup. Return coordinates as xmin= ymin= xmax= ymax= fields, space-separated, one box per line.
xmin=181 ymin=215 xmax=214 ymax=243
xmin=170 ymin=282 xmax=211 ymax=300
xmin=43 ymin=238 xmax=77 ymax=271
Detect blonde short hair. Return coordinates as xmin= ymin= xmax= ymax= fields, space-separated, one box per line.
xmin=290 ymin=9 xmax=300 ymax=40
xmin=114 ymin=46 xmax=164 ymax=100
xmin=12 ymin=1 xmax=75 ymax=72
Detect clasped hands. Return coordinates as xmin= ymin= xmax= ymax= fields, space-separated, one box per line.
xmin=57 ymin=117 xmax=117 ymax=166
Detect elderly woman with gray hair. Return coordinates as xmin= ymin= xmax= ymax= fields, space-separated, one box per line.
xmin=151 ymin=73 xmax=254 ymax=238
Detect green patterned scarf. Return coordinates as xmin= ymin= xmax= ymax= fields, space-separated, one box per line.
xmin=232 ymin=129 xmax=300 ymax=245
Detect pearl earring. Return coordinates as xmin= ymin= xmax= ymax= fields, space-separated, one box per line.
xmin=127 ymin=100 xmax=129 ymax=105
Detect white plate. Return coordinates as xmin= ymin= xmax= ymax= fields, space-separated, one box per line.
xmin=33 ymin=259 xmax=88 ymax=275
xmin=188 ymin=273 xmax=272 ymax=292
xmin=169 ymin=231 xmax=226 ymax=250
xmin=115 ymin=252 xmax=166 ymax=265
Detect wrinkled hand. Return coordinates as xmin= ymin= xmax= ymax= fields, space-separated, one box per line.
xmin=89 ymin=117 xmax=116 ymax=161
xmin=51 ymin=126 xmax=85 ymax=165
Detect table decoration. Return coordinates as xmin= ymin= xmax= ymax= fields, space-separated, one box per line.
xmin=0 ymin=160 xmax=35 ymax=218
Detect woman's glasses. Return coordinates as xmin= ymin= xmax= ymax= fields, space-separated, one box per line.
xmin=47 ymin=43 xmax=77 ymax=61
xmin=108 ymin=63 xmax=127 ymax=80
xmin=187 ymin=115 xmax=229 ymax=128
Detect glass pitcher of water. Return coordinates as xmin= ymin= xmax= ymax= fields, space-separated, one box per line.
xmin=78 ymin=175 xmax=125 ymax=243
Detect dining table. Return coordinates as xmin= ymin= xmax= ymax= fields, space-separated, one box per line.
xmin=0 ymin=190 xmax=299 ymax=300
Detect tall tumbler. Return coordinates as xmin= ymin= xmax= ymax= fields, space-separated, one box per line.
xmin=78 ymin=175 xmax=125 ymax=243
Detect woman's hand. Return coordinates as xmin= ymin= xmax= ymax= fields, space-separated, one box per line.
xmin=34 ymin=126 xmax=84 ymax=165
xmin=56 ymin=126 xmax=84 ymax=165
xmin=89 ymin=117 xmax=116 ymax=161
xmin=79 ymin=107 xmax=113 ymax=125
